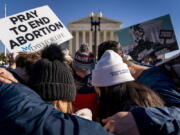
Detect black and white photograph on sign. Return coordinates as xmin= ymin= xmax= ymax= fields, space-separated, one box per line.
xmin=117 ymin=14 xmax=179 ymax=65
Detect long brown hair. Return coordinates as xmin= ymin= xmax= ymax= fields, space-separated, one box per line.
xmin=98 ymin=81 xmax=164 ymax=120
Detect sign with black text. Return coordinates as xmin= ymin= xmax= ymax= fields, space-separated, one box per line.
xmin=0 ymin=5 xmax=72 ymax=53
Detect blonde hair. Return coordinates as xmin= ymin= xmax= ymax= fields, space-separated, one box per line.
xmin=52 ymin=100 xmax=73 ymax=114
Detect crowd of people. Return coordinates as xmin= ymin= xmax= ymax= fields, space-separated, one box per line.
xmin=0 ymin=40 xmax=180 ymax=135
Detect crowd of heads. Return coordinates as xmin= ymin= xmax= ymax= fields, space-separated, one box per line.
xmin=3 ymin=40 xmax=168 ymax=122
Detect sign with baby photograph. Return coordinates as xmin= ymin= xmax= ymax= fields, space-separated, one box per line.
xmin=117 ymin=15 xmax=179 ymax=65
xmin=0 ymin=5 xmax=72 ymax=53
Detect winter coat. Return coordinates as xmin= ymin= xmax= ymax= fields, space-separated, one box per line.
xmin=132 ymin=66 xmax=180 ymax=135
xmin=136 ymin=66 xmax=180 ymax=106
xmin=73 ymin=74 xmax=98 ymax=117
xmin=0 ymin=82 xmax=111 ymax=135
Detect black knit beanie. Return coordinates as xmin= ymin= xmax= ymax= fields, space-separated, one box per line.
xmin=29 ymin=44 xmax=76 ymax=101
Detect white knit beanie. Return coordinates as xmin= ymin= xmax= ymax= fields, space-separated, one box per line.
xmin=92 ymin=50 xmax=134 ymax=87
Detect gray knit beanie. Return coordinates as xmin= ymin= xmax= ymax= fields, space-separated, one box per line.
xmin=29 ymin=44 xmax=76 ymax=101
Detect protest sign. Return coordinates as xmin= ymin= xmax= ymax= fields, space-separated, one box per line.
xmin=0 ymin=5 xmax=72 ymax=53
xmin=117 ymin=15 xmax=179 ymax=65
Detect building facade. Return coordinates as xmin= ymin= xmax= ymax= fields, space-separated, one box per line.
xmin=67 ymin=15 xmax=122 ymax=56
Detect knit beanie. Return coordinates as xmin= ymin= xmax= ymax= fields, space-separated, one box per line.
xmin=92 ymin=50 xmax=134 ymax=87
xmin=72 ymin=44 xmax=95 ymax=71
xmin=29 ymin=44 xmax=76 ymax=101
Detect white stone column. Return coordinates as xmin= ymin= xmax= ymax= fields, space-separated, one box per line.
xmin=71 ymin=31 xmax=75 ymax=56
xmin=97 ymin=31 xmax=100 ymax=46
xmin=69 ymin=40 xmax=73 ymax=55
xmin=89 ymin=31 xmax=92 ymax=52
xmin=69 ymin=30 xmax=73 ymax=55
xmin=103 ymin=31 xmax=107 ymax=42
xmin=114 ymin=32 xmax=119 ymax=42
xmin=75 ymin=31 xmax=79 ymax=52
xmin=110 ymin=31 xmax=114 ymax=40
xmin=82 ymin=31 xmax=86 ymax=43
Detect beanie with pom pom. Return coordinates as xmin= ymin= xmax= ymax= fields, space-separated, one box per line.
xmin=29 ymin=44 xmax=76 ymax=101
xmin=41 ymin=44 xmax=65 ymax=62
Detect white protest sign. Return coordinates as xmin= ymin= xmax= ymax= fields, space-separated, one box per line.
xmin=0 ymin=5 xmax=72 ymax=53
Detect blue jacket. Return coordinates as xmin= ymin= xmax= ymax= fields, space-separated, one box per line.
xmin=136 ymin=66 xmax=180 ymax=106
xmin=0 ymin=82 xmax=111 ymax=135
xmin=132 ymin=67 xmax=180 ymax=135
